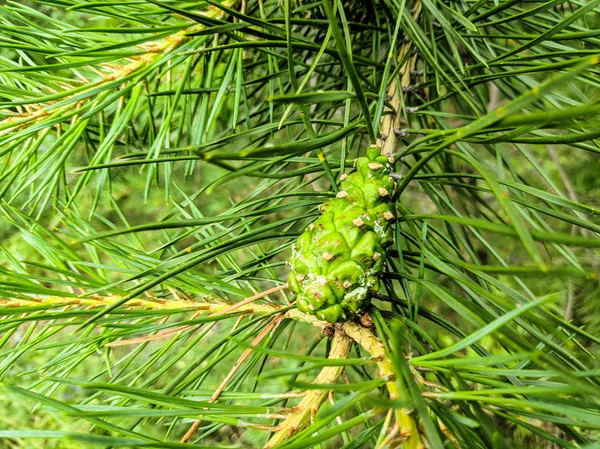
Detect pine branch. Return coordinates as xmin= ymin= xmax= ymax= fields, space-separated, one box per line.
xmin=264 ymin=329 xmax=352 ymax=448
xmin=3 ymin=291 xmax=423 ymax=446
xmin=377 ymin=1 xmax=422 ymax=159
xmin=0 ymin=1 xmax=236 ymax=136
xmin=1 ymin=0 xmax=599 ymax=447
xmin=0 ymin=293 xmax=276 ymax=315
xmin=343 ymin=321 xmax=423 ymax=449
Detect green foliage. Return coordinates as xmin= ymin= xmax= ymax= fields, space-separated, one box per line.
xmin=0 ymin=0 xmax=599 ymax=448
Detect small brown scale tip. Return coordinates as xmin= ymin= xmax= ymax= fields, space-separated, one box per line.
xmin=368 ymin=162 xmax=383 ymax=170
xmin=378 ymin=187 xmax=390 ymax=197
xmin=353 ymin=217 xmax=365 ymax=227
xmin=342 ymin=280 xmax=352 ymax=288
xmin=336 ymin=190 xmax=348 ymax=198
xmin=340 ymin=173 xmax=348 ymax=181
xmin=373 ymin=252 xmax=381 ymax=261
xmin=322 ymin=252 xmax=335 ymax=261
xmin=383 ymin=211 xmax=394 ymax=220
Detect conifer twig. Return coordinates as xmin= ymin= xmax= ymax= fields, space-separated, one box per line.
xmin=0 ymin=1 xmax=238 ymax=135
xmin=211 ymin=284 xmax=288 ymax=317
xmin=264 ymin=329 xmax=352 ymax=448
xmin=2 ymin=284 xmax=288 ymax=347
xmin=377 ymin=1 xmax=422 ymax=158
xmin=343 ymin=322 xmax=423 ymax=449
xmin=0 ymin=289 xmax=282 ymax=316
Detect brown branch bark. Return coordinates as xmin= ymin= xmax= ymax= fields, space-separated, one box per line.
xmin=377 ymin=1 xmax=422 ymax=158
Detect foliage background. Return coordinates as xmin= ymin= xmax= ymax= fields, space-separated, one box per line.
xmin=0 ymin=0 xmax=599 ymax=448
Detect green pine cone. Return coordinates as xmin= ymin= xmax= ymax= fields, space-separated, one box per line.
xmin=288 ymin=147 xmax=395 ymax=323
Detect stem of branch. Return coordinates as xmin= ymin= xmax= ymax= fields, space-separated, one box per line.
xmin=264 ymin=329 xmax=352 ymax=448
xmin=377 ymin=1 xmax=422 ymax=158
xmin=343 ymin=322 xmax=423 ymax=449
xmin=6 ymin=296 xmax=423 ymax=446
xmin=0 ymin=1 xmax=238 ymax=134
